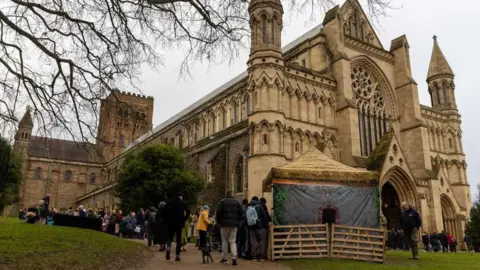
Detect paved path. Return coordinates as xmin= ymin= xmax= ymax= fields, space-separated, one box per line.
xmin=135 ymin=243 xmax=292 ymax=270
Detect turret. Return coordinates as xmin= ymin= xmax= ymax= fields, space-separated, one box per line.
xmin=247 ymin=0 xmax=284 ymax=66
xmin=427 ymin=35 xmax=457 ymax=113
xmin=14 ymin=106 xmax=34 ymax=153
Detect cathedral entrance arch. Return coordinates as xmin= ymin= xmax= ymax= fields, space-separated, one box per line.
xmin=441 ymin=195 xmax=457 ymax=235
xmin=381 ymin=166 xmax=418 ymax=230
xmin=381 ymin=182 xmax=400 ymax=230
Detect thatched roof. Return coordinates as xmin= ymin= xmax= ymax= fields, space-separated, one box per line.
xmin=264 ymin=147 xmax=379 ymax=189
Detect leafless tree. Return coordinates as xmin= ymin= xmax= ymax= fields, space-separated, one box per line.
xmin=0 ymin=0 xmax=392 ymax=145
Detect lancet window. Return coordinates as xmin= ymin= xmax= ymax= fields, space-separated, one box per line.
xmin=352 ymin=66 xmax=389 ymax=157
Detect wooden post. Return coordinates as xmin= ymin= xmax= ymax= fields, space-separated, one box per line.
xmin=269 ymin=224 xmax=274 ymax=261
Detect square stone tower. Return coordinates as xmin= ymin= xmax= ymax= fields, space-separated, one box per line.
xmin=97 ymin=90 xmax=154 ymax=161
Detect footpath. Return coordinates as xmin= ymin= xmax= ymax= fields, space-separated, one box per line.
xmin=133 ymin=243 xmax=291 ymax=270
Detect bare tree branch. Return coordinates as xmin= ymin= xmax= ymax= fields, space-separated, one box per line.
xmin=0 ymin=0 xmax=391 ymax=147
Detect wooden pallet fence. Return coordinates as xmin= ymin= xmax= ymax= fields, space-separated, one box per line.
xmin=270 ymin=224 xmax=329 ymax=260
xmin=330 ymin=224 xmax=385 ymax=263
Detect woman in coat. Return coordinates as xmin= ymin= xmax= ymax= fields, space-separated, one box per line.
xmin=154 ymin=202 xmax=168 ymax=251
xmin=196 ymin=205 xmax=210 ymax=249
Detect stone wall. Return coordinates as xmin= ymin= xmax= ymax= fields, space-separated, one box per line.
xmin=20 ymin=158 xmax=102 ymax=210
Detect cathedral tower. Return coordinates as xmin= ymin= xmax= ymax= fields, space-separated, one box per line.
xmin=97 ymin=90 xmax=154 ymax=162
xmin=427 ymin=36 xmax=458 ymax=114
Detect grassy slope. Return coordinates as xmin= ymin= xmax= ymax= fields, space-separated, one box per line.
xmin=284 ymin=250 xmax=480 ymax=270
xmin=0 ymin=218 xmax=151 ymax=270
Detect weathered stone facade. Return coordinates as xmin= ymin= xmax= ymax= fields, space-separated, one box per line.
xmin=10 ymin=90 xmax=153 ymax=212
xmin=12 ymin=0 xmax=471 ymax=244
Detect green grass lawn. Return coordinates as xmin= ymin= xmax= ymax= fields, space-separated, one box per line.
xmin=0 ymin=217 xmax=151 ymax=270
xmin=284 ymin=250 xmax=480 ymax=269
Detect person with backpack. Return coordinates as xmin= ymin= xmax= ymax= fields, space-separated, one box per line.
xmin=246 ymin=196 xmax=269 ymax=261
xmin=216 ymin=190 xmax=244 ymax=266
xmin=145 ymin=204 xmax=157 ymax=246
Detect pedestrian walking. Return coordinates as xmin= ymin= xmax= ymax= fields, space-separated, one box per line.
xmin=216 ymin=190 xmax=244 ymax=266
xmin=163 ymin=193 xmax=190 ymax=261
xmin=400 ymin=202 xmax=422 ymax=260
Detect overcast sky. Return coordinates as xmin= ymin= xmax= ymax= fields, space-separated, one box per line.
xmin=135 ymin=0 xmax=479 ymax=197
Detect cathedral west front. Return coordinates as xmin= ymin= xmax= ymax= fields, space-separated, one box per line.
xmin=12 ymin=0 xmax=470 ymax=244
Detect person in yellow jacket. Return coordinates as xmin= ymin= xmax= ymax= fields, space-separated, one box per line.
xmin=196 ymin=205 xmax=210 ymax=248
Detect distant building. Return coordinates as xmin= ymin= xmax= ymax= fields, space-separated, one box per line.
xmin=12 ymin=90 xmax=153 ymax=212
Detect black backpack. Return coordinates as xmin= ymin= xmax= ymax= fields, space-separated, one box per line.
xmin=148 ymin=211 xmax=156 ymax=224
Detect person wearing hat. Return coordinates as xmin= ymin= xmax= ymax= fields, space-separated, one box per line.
xmin=163 ymin=193 xmax=190 ymax=261
xmin=196 ymin=205 xmax=211 ymax=251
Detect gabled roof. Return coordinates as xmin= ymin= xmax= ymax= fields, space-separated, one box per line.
xmin=264 ymin=147 xmax=378 ymax=188
xmin=28 ymin=136 xmax=98 ymax=163
xmin=366 ymin=129 xmax=394 ymax=171
xmin=427 ymin=35 xmax=454 ymax=80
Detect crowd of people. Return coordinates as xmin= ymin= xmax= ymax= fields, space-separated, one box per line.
xmin=141 ymin=190 xmax=272 ymax=265
xmin=386 ymin=229 xmax=458 ymax=252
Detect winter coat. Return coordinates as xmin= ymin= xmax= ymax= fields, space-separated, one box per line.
xmin=247 ymin=200 xmax=269 ymax=230
xmin=145 ymin=206 xmax=157 ymax=230
xmin=400 ymin=208 xmax=421 ymax=232
xmin=216 ymin=196 xmax=244 ymax=227
xmin=196 ymin=209 xmax=210 ymax=232
xmin=163 ymin=197 xmax=190 ymax=229
xmin=136 ymin=212 xmax=145 ymax=226
xmin=154 ymin=205 xmax=169 ymax=245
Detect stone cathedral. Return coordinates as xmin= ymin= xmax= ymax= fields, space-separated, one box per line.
xmin=12 ymin=0 xmax=470 ymax=241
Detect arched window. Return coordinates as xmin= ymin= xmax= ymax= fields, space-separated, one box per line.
xmin=65 ymin=170 xmax=72 ymax=182
xmin=318 ymin=107 xmax=323 ymax=119
xmin=247 ymin=95 xmax=251 ymax=114
xmin=262 ymin=16 xmax=267 ymax=43
xmin=118 ymin=108 xmax=123 ymax=117
xmin=119 ymin=135 xmax=125 ymax=147
xmin=222 ymin=108 xmax=227 ymax=129
xmin=442 ymin=85 xmax=447 ymax=104
xmin=89 ymin=173 xmax=96 ymax=184
xmin=271 ymin=17 xmax=275 ymax=43
xmin=34 ymin=167 xmax=42 ymax=180
xmin=263 ymin=134 xmax=268 ymax=144
xmin=234 ymin=156 xmax=244 ymax=193
xmin=295 ymin=142 xmax=300 ymax=152
xmin=202 ymin=119 xmax=206 ymax=138
xmin=352 ymin=66 xmax=389 ymax=157
xmin=234 ymin=102 xmax=239 ymax=123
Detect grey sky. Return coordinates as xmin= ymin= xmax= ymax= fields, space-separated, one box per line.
xmin=136 ymin=0 xmax=480 ymax=197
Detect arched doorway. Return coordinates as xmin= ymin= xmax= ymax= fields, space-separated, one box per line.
xmin=381 ymin=182 xmax=401 ymax=230
xmin=441 ymin=195 xmax=457 ymax=235
xmin=381 ymin=167 xmax=418 ymax=230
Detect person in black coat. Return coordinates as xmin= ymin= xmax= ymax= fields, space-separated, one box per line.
xmin=216 ymin=190 xmax=244 ymax=265
xmin=155 ymin=202 xmax=169 ymax=251
xmin=400 ymin=202 xmax=422 ymax=260
xmin=162 ymin=193 xmax=190 ymax=261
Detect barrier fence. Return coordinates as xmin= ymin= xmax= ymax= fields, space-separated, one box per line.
xmin=269 ymin=223 xmax=385 ymax=263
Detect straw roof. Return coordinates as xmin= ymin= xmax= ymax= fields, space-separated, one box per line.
xmin=264 ymin=147 xmax=378 ymax=188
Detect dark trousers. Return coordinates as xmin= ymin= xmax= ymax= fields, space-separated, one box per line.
xmin=167 ymin=227 xmax=183 ymax=256
xmin=199 ymin=230 xmax=207 ymax=247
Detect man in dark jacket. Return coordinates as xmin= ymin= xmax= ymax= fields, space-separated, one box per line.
xmin=136 ymin=208 xmax=145 ymax=240
xmin=145 ymin=205 xmax=157 ymax=246
xmin=400 ymin=202 xmax=422 ymax=260
xmin=163 ymin=193 xmax=190 ymax=261
xmin=216 ymin=190 xmax=244 ymax=265
xmin=246 ymin=196 xmax=269 ymax=261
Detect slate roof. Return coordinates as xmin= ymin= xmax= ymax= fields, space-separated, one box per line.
xmin=28 ymin=136 xmax=97 ymax=163
xmin=126 ymin=23 xmax=324 ymax=151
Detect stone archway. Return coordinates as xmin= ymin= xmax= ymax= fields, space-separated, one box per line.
xmin=441 ymin=195 xmax=457 ymax=235
xmin=381 ymin=166 xmax=419 ymax=209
